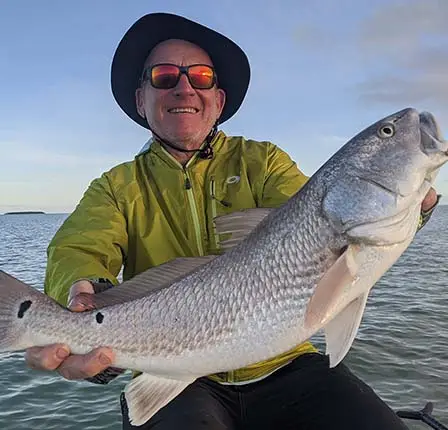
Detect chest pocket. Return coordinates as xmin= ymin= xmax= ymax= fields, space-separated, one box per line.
xmin=209 ymin=171 xmax=259 ymax=216
xmin=206 ymin=171 xmax=260 ymax=255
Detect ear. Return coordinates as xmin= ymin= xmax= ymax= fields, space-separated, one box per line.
xmin=135 ymin=88 xmax=146 ymax=118
xmin=216 ymin=88 xmax=226 ymax=118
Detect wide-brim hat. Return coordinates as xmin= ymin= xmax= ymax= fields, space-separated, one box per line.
xmin=111 ymin=12 xmax=251 ymax=129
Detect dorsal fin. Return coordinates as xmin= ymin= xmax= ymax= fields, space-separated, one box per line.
xmin=81 ymin=256 xmax=217 ymax=309
xmin=214 ymin=208 xmax=275 ymax=251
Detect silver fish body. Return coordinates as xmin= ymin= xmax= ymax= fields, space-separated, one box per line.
xmin=1 ymin=107 xmax=447 ymax=425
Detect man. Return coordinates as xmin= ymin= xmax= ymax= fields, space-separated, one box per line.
xmin=25 ymin=12 xmax=439 ymax=429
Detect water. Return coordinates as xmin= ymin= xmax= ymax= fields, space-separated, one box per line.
xmin=0 ymin=209 xmax=447 ymax=429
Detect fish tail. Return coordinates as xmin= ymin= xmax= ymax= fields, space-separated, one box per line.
xmin=0 ymin=270 xmax=55 ymax=352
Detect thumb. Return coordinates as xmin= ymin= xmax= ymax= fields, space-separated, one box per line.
xmin=67 ymin=280 xmax=95 ymax=312
xmin=421 ymin=187 xmax=438 ymax=212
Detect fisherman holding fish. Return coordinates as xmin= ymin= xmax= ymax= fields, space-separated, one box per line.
xmin=19 ymin=12 xmax=441 ymax=430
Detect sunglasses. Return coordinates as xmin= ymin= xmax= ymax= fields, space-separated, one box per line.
xmin=141 ymin=63 xmax=217 ymax=90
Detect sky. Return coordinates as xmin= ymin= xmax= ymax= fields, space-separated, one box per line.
xmin=1 ymin=0 xmax=447 ymax=213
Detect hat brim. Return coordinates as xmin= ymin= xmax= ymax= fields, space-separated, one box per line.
xmin=111 ymin=13 xmax=251 ymax=129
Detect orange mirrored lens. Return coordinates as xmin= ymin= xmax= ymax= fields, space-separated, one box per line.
xmin=151 ymin=65 xmax=180 ymax=89
xmin=188 ymin=65 xmax=215 ymax=89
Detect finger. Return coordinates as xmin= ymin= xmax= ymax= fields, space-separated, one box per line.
xmin=57 ymin=347 xmax=115 ymax=380
xmin=25 ymin=344 xmax=70 ymax=371
xmin=422 ymin=187 xmax=438 ymax=212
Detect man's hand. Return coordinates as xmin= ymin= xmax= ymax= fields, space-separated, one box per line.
xmin=24 ymin=280 xmax=115 ymax=380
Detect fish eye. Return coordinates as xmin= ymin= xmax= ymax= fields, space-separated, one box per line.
xmin=377 ymin=123 xmax=395 ymax=138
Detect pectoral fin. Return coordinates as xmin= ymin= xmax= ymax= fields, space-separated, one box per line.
xmin=304 ymin=245 xmax=359 ymax=331
xmin=304 ymin=245 xmax=369 ymax=367
xmin=124 ymin=373 xmax=195 ymax=426
xmin=324 ymin=292 xmax=369 ymax=367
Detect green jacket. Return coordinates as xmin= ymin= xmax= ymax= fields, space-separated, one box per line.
xmin=45 ymin=130 xmax=317 ymax=383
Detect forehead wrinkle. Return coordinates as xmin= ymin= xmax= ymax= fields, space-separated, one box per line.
xmin=144 ymin=39 xmax=214 ymax=70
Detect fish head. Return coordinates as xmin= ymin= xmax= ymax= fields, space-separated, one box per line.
xmin=347 ymin=107 xmax=447 ymax=198
xmin=322 ymin=107 xmax=448 ymax=246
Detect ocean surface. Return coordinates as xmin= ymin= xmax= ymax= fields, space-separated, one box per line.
xmin=0 ymin=209 xmax=447 ymax=429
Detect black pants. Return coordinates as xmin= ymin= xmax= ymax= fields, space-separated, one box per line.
xmin=121 ymin=353 xmax=408 ymax=429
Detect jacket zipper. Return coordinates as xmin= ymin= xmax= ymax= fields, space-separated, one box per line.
xmin=158 ymin=146 xmax=205 ymax=256
xmin=183 ymin=169 xmax=204 ymax=256
xmin=209 ymin=179 xmax=221 ymax=251
xmin=226 ymin=370 xmax=235 ymax=383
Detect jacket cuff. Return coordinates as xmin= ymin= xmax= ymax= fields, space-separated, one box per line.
xmin=73 ymin=278 xmax=115 ymax=293
xmin=89 ymin=278 xmax=115 ymax=293
xmin=85 ymin=366 xmax=126 ymax=385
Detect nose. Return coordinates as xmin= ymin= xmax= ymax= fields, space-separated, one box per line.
xmin=173 ymin=74 xmax=195 ymax=97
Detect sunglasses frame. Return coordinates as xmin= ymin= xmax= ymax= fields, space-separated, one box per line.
xmin=140 ymin=63 xmax=218 ymax=90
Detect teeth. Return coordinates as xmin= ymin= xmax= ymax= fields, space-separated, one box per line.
xmin=168 ymin=108 xmax=197 ymax=113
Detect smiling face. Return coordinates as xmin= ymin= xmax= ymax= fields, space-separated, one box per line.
xmin=135 ymin=39 xmax=226 ymax=150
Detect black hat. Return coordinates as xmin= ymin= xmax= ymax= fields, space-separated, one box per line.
xmin=111 ymin=12 xmax=251 ymax=129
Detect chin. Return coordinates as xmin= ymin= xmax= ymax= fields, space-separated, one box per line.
xmin=168 ymin=130 xmax=204 ymax=144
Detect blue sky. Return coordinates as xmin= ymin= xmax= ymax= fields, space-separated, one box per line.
xmin=1 ymin=0 xmax=447 ymax=213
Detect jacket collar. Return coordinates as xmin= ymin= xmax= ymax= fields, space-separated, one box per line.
xmin=137 ymin=131 xmax=227 ymax=168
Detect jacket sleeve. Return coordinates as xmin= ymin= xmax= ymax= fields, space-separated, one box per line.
xmin=44 ymin=173 xmax=128 ymax=306
xmin=261 ymin=143 xmax=309 ymax=207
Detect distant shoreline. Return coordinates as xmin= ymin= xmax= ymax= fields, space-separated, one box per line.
xmin=3 ymin=211 xmax=46 ymax=215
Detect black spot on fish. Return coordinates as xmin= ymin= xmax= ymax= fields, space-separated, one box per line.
xmin=18 ymin=300 xmax=32 ymax=319
xmin=96 ymin=312 xmax=104 ymax=324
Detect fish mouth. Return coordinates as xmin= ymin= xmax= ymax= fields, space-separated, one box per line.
xmin=419 ymin=111 xmax=448 ymax=157
xmin=420 ymin=111 xmax=443 ymax=141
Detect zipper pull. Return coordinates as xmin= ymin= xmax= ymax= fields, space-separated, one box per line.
xmin=219 ymin=199 xmax=232 ymax=208
xmin=185 ymin=176 xmax=192 ymax=190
